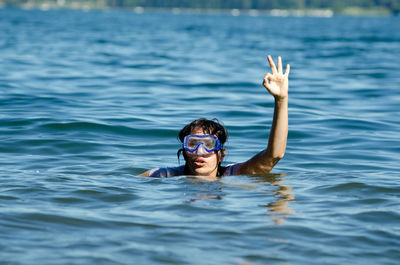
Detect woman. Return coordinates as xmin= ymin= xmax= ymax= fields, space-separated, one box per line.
xmin=140 ymin=55 xmax=290 ymax=178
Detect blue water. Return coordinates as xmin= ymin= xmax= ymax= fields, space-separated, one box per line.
xmin=1 ymin=8 xmax=400 ymax=265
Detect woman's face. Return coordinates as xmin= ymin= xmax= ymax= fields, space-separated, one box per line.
xmin=184 ymin=127 xmax=224 ymax=177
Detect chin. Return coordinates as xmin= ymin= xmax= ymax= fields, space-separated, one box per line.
xmin=192 ymin=167 xmax=214 ymax=176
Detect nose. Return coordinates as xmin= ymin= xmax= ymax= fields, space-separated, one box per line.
xmin=193 ymin=143 xmax=208 ymax=155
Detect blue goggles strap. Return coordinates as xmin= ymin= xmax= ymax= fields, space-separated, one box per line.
xmin=183 ymin=134 xmax=223 ymax=152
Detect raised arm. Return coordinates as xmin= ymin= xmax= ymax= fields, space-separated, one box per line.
xmin=237 ymin=55 xmax=290 ymax=175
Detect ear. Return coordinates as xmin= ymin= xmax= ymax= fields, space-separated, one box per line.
xmin=219 ymin=149 xmax=226 ymax=163
xmin=182 ymin=150 xmax=188 ymax=162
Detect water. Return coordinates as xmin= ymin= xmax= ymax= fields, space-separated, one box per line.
xmin=1 ymin=8 xmax=400 ymax=265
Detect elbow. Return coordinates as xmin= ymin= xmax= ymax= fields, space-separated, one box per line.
xmin=266 ymin=146 xmax=286 ymax=161
xmin=271 ymin=155 xmax=283 ymax=166
xmin=276 ymin=152 xmax=285 ymax=160
xmin=269 ymin=152 xmax=285 ymax=168
xmin=261 ymin=153 xmax=284 ymax=174
xmin=271 ymin=150 xmax=285 ymax=161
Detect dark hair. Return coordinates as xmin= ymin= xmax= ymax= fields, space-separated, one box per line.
xmin=178 ymin=118 xmax=228 ymax=144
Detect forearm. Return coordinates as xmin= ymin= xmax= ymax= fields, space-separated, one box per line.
xmin=238 ymin=97 xmax=288 ymax=174
xmin=266 ymin=96 xmax=288 ymax=160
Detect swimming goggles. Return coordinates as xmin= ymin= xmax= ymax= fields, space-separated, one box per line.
xmin=183 ymin=134 xmax=222 ymax=153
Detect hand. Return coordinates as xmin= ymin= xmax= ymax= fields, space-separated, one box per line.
xmin=263 ymin=55 xmax=290 ymax=100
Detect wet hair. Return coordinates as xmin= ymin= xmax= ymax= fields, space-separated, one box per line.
xmin=178 ymin=118 xmax=228 ymax=145
xmin=177 ymin=118 xmax=228 ymax=176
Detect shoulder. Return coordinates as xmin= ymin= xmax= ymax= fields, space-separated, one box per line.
xmin=148 ymin=165 xmax=185 ymax=178
xmin=221 ymin=162 xmax=244 ymax=176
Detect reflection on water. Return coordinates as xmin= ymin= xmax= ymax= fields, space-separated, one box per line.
xmin=186 ymin=193 xmax=223 ymax=203
xmin=259 ymin=173 xmax=295 ymax=225
xmin=186 ymin=174 xmax=295 ymax=225
xmin=185 ymin=176 xmax=224 ymax=203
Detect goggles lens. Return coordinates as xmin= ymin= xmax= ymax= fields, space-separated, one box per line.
xmin=183 ymin=134 xmax=221 ymax=153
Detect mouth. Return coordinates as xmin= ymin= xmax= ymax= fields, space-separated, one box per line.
xmin=193 ymin=159 xmax=206 ymax=167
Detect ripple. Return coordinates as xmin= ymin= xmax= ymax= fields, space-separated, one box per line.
xmin=1 ymin=9 xmax=400 ymax=265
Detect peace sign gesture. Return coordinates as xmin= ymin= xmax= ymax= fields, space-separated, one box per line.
xmin=263 ymin=55 xmax=290 ymax=100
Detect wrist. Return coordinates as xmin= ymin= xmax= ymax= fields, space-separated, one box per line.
xmin=274 ymin=96 xmax=288 ymax=104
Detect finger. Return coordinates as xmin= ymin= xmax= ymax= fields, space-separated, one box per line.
xmin=263 ymin=73 xmax=272 ymax=82
xmin=285 ymin=64 xmax=290 ymax=76
xmin=267 ymin=55 xmax=277 ymax=74
xmin=263 ymin=73 xmax=272 ymax=88
xmin=278 ymin=56 xmax=282 ymax=73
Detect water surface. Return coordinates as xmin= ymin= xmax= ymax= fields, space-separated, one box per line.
xmin=0 ymin=8 xmax=399 ymax=265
